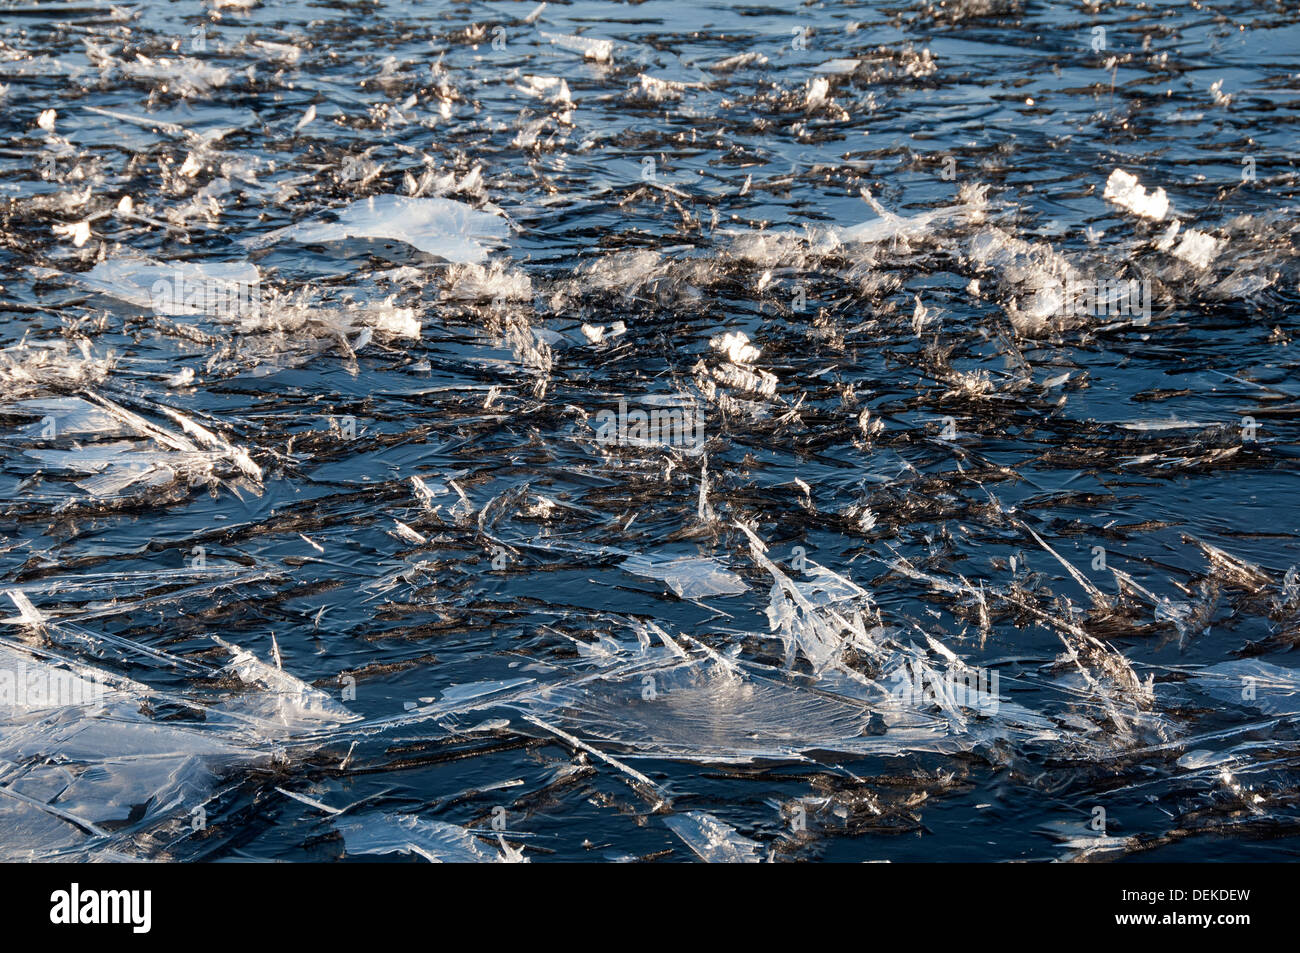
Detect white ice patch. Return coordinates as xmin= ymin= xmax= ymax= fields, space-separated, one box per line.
xmin=72 ymin=257 xmax=260 ymax=317
xmin=214 ymin=637 xmax=359 ymax=732
xmin=1171 ymin=228 xmax=1221 ymax=269
xmin=541 ymin=31 xmax=613 ymax=62
xmin=619 ymin=554 xmax=748 ymax=599
xmin=250 ymin=195 xmax=508 ymax=263
xmin=336 ymin=813 xmax=516 ymax=862
xmin=709 ymin=330 xmax=761 ymax=364
xmin=665 ymin=811 xmax=763 ymax=862
xmin=1103 ymin=168 xmax=1169 ymax=220
xmin=441 ymin=261 xmax=532 ymax=301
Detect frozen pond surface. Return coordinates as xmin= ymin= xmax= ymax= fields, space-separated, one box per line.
xmin=0 ymin=0 xmax=1299 ymax=861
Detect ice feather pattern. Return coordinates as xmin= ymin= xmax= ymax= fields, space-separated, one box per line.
xmin=1 ymin=0 xmax=1298 ymax=864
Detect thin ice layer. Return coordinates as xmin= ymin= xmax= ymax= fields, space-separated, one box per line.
xmin=619 ymin=554 xmax=748 ymax=599
xmin=335 ymin=812 xmax=509 ymax=862
xmin=249 ymin=195 xmax=508 ymax=263
xmin=664 ymin=811 xmax=763 ymax=862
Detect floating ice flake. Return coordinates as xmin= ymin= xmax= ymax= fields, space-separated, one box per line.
xmin=709 ymin=52 xmax=768 ymax=72
xmin=51 ymin=220 xmax=91 ymax=247
xmin=116 ymin=54 xmax=233 ymax=97
xmin=619 ymin=554 xmax=748 ymax=599
xmin=517 ymin=75 xmax=572 ymax=105
xmin=441 ymin=261 xmax=532 ymax=301
xmin=805 ymin=76 xmax=831 ymax=109
xmin=16 ymin=391 xmax=262 ymax=500
xmin=249 ymin=195 xmax=508 ymax=263
xmin=215 ymin=636 xmax=359 ymax=730
xmin=1102 ymin=168 xmax=1169 ymax=220
xmin=839 ymin=189 xmax=981 ymax=245
xmin=72 ymin=256 xmax=260 ymax=317
xmin=0 ymin=340 xmax=113 ymax=401
xmin=541 ymin=31 xmax=613 ymax=62
xmin=665 ymin=811 xmax=763 ymax=863
xmin=709 ymin=330 xmax=761 ymax=364
xmin=242 ymin=292 xmax=420 ymax=342
xmin=1192 ymin=660 xmax=1300 ymax=716
xmin=635 ymin=74 xmax=689 ymax=102
xmin=813 ymin=58 xmax=860 ymax=74
xmin=336 ymin=813 xmax=516 ymax=862
xmin=1171 ymin=228 xmax=1221 ymax=269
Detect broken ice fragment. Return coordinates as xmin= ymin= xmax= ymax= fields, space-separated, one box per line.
xmin=1103 ymin=169 xmax=1168 ymax=220
xmin=1170 ymin=228 xmax=1221 ymax=269
xmin=73 ymin=257 xmax=260 ymax=317
xmin=336 ymin=813 xmax=515 ymax=862
xmin=619 ymin=554 xmax=748 ymax=599
xmin=665 ymin=811 xmax=763 ymax=863
xmin=249 ymin=195 xmax=508 ymax=263
xmin=541 ymin=31 xmax=613 ymax=62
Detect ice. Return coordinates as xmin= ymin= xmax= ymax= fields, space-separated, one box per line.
xmin=1103 ymin=168 xmax=1169 ymax=220
xmin=541 ymin=31 xmax=613 ymax=63
xmin=1171 ymin=228 xmax=1222 ymax=269
xmin=619 ymin=554 xmax=748 ymax=599
xmin=0 ymin=340 xmax=112 ymax=401
xmin=1051 ymin=630 xmax=1167 ymax=750
xmin=441 ymin=262 xmax=532 ymax=302
xmin=805 ymin=77 xmax=831 ymax=109
xmin=709 ymin=52 xmax=768 ymax=72
xmin=0 ymin=642 xmax=269 ymax=859
xmin=4 ymin=0 xmax=1295 ymax=864
xmin=249 ymin=195 xmax=509 ymax=263
xmin=216 ymin=639 xmax=359 ymax=731
xmin=3 ymin=396 xmax=124 ymax=437
xmin=738 ymin=522 xmax=861 ymax=673
xmin=336 ymin=812 xmax=517 ymax=862
xmin=111 ymin=54 xmax=233 ymax=97
xmin=575 ymin=248 xmax=664 ymax=294
xmin=1192 ymin=660 xmax=1300 ymax=716
xmin=512 ymin=645 xmax=954 ymax=764
xmin=814 ymin=58 xmax=861 ymax=74
xmin=72 ymin=257 xmax=260 ymax=317
xmin=664 ymin=811 xmax=763 ymax=862
xmin=13 ymin=392 xmax=263 ymax=501
xmin=709 ymin=330 xmax=761 ymax=364
xmin=839 ymin=189 xmax=981 ymax=245
xmin=517 ymin=75 xmax=572 ymax=105
xmin=240 ymin=291 xmax=420 ymax=342
xmin=635 ymin=74 xmax=690 ymax=103
xmin=967 ymin=227 xmax=1075 ymax=333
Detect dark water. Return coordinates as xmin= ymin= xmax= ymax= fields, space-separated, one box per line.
xmin=1 ymin=0 xmax=1299 ymax=861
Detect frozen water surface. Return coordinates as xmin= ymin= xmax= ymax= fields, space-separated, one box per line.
xmin=0 ymin=0 xmax=1298 ymax=861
